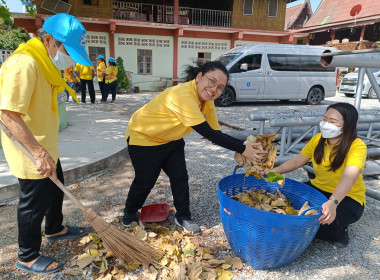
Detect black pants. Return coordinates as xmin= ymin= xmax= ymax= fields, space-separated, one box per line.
xmin=80 ymin=78 xmax=95 ymax=103
xmin=17 ymin=160 xmax=65 ymax=262
xmin=304 ymin=181 xmax=364 ymax=241
xmin=98 ymin=80 xmax=105 ymax=96
xmin=124 ymin=139 xmax=191 ymax=220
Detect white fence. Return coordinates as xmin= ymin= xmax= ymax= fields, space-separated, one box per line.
xmin=0 ymin=50 xmax=13 ymax=63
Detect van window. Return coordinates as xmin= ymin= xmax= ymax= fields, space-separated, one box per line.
xmin=216 ymin=53 xmax=242 ymax=67
xmin=230 ymin=54 xmax=262 ymax=73
xmin=268 ymin=54 xmax=335 ymax=72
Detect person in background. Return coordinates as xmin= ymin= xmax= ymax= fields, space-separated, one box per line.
xmin=63 ymin=65 xmax=77 ymax=102
xmin=0 ymin=13 xmax=92 ymax=275
xmin=0 ymin=60 xmax=2 ymax=68
xmin=267 ymin=103 xmax=366 ymax=246
xmin=122 ymin=61 xmax=267 ymax=234
xmin=74 ymin=62 xmax=95 ymax=103
xmin=96 ymin=55 xmax=106 ymax=101
xmin=102 ymin=57 xmax=118 ymax=103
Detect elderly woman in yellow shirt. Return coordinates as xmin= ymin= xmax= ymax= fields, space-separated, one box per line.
xmin=269 ymin=103 xmax=366 ymax=246
xmin=102 ymin=57 xmax=118 ymax=103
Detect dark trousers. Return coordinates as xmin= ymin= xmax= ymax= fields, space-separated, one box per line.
xmin=304 ymin=181 xmax=364 ymax=241
xmin=98 ymin=80 xmax=105 ymax=96
xmin=80 ymin=78 xmax=95 ymax=103
xmin=17 ymin=160 xmax=65 ymax=262
xmin=103 ymin=80 xmax=118 ymax=101
xmin=124 ymin=139 xmax=191 ymax=220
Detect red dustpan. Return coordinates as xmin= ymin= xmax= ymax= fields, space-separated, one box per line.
xmin=139 ymin=203 xmax=170 ymax=223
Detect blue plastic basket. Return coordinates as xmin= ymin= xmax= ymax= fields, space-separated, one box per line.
xmin=217 ymin=167 xmax=327 ymax=270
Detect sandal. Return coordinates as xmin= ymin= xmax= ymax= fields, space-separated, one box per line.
xmin=16 ymin=256 xmax=62 ymax=275
xmin=46 ymin=226 xmax=87 ymax=242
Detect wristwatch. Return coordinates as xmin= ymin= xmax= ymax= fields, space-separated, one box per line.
xmin=329 ymin=198 xmax=339 ymax=206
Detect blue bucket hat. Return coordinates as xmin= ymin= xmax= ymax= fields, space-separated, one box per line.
xmin=96 ymin=55 xmax=104 ymax=60
xmin=108 ymin=57 xmax=115 ymax=63
xmin=43 ymin=13 xmax=92 ymax=66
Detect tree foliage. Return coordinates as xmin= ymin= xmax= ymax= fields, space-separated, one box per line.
xmin=116 ymin=56 xmax=130 ymax=93
xmin=0 ymin=0 xmax=36 ymax=20
xmin=0 ymin=18 xmax=30 ymax=50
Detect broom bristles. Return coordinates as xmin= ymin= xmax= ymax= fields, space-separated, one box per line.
xmin=83 ymin=208 xmax=163 ymax=264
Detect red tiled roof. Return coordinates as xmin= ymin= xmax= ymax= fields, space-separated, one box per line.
xmin=304 ymin=0 xmax=380 ymax=28
xmin=285 ymin=3 xmax=303 ymax=28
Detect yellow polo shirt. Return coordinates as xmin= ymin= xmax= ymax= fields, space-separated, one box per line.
xmin=105 ymin=66 xmax=118 ymax=84
xmin=125 ymin=79 xmax=220 ymax=146
xmin=301 ymin=133 xmax=367 ymax=206
xmin=0 ymin=53 xmax=60 ymax=179
xmin=74 ymin=63 xmax=94 ymax=80
xmin=96 ymin=61 xmax=106 ymax=82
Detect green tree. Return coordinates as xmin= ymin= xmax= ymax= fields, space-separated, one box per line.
xmin=0 ymin=18 xmax=30 ymax=50
xmin=0 ymin=0 xmax=36 ymax=20
xmin=116 ymin=56 xmax=130 ymax=93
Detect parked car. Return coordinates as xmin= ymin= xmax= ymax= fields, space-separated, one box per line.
xmin=215 ymin=44 xmax=338 ymax=106
xmin=339 ymin=68 xmax=380 ymax=98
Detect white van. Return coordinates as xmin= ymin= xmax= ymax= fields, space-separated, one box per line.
xmin=215 ymin=44 xmax=338 ymax=106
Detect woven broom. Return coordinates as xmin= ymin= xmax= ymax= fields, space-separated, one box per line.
xmin=0 ymin=121 xmax=163 ymax=264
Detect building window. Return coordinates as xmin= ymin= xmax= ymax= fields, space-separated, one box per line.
xmin=268 ymin=0 xmax=278 ymax=18
xmin=243 ymin=0 xmax=254 ymax=15
xmin=138 ymin=49 xmax=152 ymax=75
xmin=88 ymin=47 xmax=105 ymax=66
xmin=83 ymin=0 xmax=99 ymax=6
xmin=198 ymin=52 xmax=211 ymax=64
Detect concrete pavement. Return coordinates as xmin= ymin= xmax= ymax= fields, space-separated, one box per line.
xmin=0 ymin=104 xmax=129 ymax=202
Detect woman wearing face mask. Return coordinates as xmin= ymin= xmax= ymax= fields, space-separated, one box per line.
xmin=268 ymin=103 xmax=366 ymax=246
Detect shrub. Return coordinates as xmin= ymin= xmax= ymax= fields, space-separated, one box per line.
xmin=116 ymin=56 xmax=129 ymax=93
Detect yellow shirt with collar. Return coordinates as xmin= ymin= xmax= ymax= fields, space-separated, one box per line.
xmin=105 ymin=65 xmax=118 ymax=84
xmin=301 ymin=133 xmax=367 ymax=206
xmin=74 ymin=63 xmax=94 ymax=80
xmin=125 ymin=79 xmax=220 ymax=146
xmin=0 ymin=53 xmax=60 ymax=179
xmin=96 ymin=61 xmax=106 ymax=82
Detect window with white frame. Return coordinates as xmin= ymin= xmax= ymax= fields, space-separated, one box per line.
xmin=243 ymin=0 xmax=254 ymax=15
xmin=137 ymin=49 xmax=152 ymax=75
xmin=268 ymin=0 xmax=278 ymax=17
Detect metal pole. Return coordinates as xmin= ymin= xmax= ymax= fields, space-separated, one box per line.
xmin=354 ymin=67 xmax=365 ymax=110
xmin=365 ymin=68 xmax=380 ymax=100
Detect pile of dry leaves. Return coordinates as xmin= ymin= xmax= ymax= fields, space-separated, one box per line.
xmin=231 ymin=189 xmax=318 ymax=216
xmin=63 ymin=221 xmax=244 ymax=280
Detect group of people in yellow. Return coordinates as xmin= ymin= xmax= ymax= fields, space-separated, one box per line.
xmin=62 ymin=55 xmax=118 ymax=104
xmin=0 ymin=12 xmax=368 ymax=276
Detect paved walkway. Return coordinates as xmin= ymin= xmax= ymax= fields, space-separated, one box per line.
xmin=0 ymin=104 xmax=129 ymax=202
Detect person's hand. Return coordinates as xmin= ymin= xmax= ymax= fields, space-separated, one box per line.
xmin=318 ymin=200 xmax=337 ymax=225
xmin=35 ymin=150 xmax=58 ymax=183
xmin=242 ymin=142 xmax=268 ymax=162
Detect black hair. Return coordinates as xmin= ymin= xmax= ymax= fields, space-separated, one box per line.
xmin=183 ymin=60 xmax=229 ymax=82
xmin=109 ymin=62 xmax=117 ymax=67
xmin=314 ymin=102 xmax=359 ymax=171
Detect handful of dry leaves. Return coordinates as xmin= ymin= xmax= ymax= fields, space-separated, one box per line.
xmin=234 ymin=134 xmax=278 ymax=175
xmin=231 ymin=189 xmax=318 ymax=216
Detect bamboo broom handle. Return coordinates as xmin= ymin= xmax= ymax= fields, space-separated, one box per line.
xmin=0 ymin=121 xmax=87 ymax=213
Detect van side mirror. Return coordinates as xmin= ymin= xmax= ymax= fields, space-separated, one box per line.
xmin=240 ymin=63 xmax=248 ymax=71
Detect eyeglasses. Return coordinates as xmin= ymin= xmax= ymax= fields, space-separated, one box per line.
xmin=204 ymin=74 xmax=226 ymax=92
xmin=321 ymin=116 xmax=343 ymax=126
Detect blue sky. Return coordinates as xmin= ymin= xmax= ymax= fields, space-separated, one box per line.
xmin=287 ymin=0 xmax=322 ymax=12
xmin=4 ymin=0 xmax=23 ymax=13
xmin=6 ymin=0 xmax=322 ymax=14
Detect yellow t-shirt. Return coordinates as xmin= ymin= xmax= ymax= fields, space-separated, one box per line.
xmin=125 ymin=79 xmax=220 ymax=146
xmin=96 ymin=61 xmax=106 ymax=82
xmin=301 ymin=133 xmax=367 ymax=206
xmin=64 ymin=66 xmax=77 ymax=83
xmin=74 ymin=63 xmax=94 ymax=80
xmin=105 ymin=65 xmax=118 ymax=84
xmin=0 ymin=53 xmax=60 ymax=179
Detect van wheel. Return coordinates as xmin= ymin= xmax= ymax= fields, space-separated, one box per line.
xmin=306 ymin=87 xmax=323 ymax=105
xmin=368 ymin=87 xmax=378 ymax=99
xmin=215 ymin=87 xmax=234 ymax=107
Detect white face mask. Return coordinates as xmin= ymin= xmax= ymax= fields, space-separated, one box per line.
xmin=319 ymin=121 xmax=343 ymax=138
xmin=49 ymin=41 xmax=75 ymax=70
